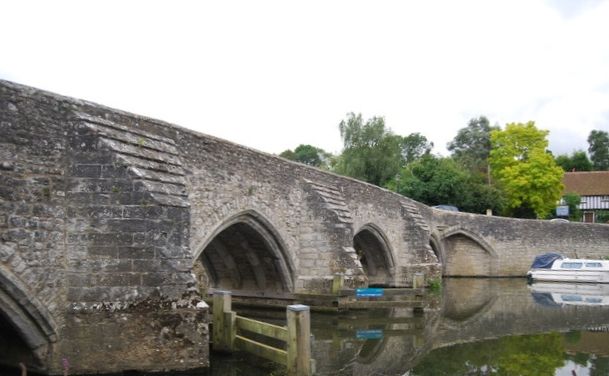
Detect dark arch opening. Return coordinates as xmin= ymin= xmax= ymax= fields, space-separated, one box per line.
xmin=0 ymin=273 xmax=56 ymax=374
xmin=195 ymin=213 xmax=294 ymax=296
xmin=0 ymin=312 xmax=43 ymax=373
xmin=353 ymin=225 xmax=394 ymax=287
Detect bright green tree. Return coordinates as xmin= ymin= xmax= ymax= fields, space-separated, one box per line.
xmin=489 ymin=122 xmax=564 ymax=218
xmin=588 ymin=130 xmax=609 ymax=170
xmin=334 ymin=113 xmax=402 ymax=186
xmin=555 ymin=150 xmax=593 ymax=172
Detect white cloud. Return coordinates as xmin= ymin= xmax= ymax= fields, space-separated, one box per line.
xmin=1 ymin=0 xmax=608 ymax=156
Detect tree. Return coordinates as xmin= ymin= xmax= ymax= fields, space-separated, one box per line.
xmin=400 ymin=133 xmax=433 ymax=165
xmin=278 ymin=149 xmax=296 ymax=161
xmin=562 ymin=193 xmax=581 ymax=221
xmin=390 ymin=155 xmax=504 ymax=214
xmin=555 ymin=150 xmax=592 ymax=172
xmin=489 ymin=122 xmax=564 ymax=218
xmin=334 ymin=113 xmax=402 ymax=186
xmin=588 ymin=130 xmax=609 ymax=170
xmin=279 ymin=144 xmax=331 ymax=168
xmin=447 ymin=116 xmax=499 ymax=179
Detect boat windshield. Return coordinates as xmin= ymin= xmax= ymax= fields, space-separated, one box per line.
xmin=585 ymin=262 xmax=602 ymax=268
xmin=561 ymin=294 xmax=583 ymax=302
xmin=560 ymin=262 xmax=583 ymax=269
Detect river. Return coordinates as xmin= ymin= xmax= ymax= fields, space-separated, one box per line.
xmin=4 ymin=278 xmax=609 ymax=375
xmin=207 ymin=278 xmax=609 ymax=376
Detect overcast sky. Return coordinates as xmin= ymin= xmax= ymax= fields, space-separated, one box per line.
xmin=2 ymin=0 xmax=609 ymax=156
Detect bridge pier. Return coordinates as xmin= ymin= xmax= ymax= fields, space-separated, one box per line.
xmin=46 ymin=302 xmax=209 ymax=375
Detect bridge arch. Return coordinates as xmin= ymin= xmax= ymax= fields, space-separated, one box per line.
xmin=193 ymin=210 xmax=295 ymax=295
xmin=440 ymin=226 xmax=497 ymax=276
xmin=353 ymin=224 xmax=395 ymax=287
xmin=0 ymin=266 xmax=57 ymax=368
xmin=429 ymin=231 xmax=445 ymax=269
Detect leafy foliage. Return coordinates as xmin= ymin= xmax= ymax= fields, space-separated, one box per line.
xmin=447 ymin=116 xmax=499 ymax=179
xmin=562 ymin=192 xmax=581 ymax=221
xmin=596 ymin=210 xmax=609 ymax=224
xmin=334 ymin=113 xmax=402 ymax=186
xmin=278 ymin=149 xmax=296 ymax=161
xmin=588 ymin=130 xmax=609 ymax=170
xmin=279 ymin=144 xmax=332 ymax=168
xmin=400 ymin=132 xmax=433 ymax=165
xmin=555 ymin=150 xmax=593 ymax=172
xmin=489 ymin=122 xmax=564 ymax=218
xmin=390 ymin=155 xmax=504 ymax=214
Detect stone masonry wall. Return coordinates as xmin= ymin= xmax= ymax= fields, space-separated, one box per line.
xmin=0 ymin=84 xmax=66 ymax=344
xmin=427 ymin=208 xmax=609 ymax=276
xmin=0 ymin=80 xmax=208 ymax=375
xmin=180 ymin=129 xmax=441 ymax=292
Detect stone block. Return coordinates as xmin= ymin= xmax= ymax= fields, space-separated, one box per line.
xmin=122 ymin=206 xmax=163 ymax=219
xmin=141 ymin=272 xmax=172 ymax=286
xmin=95 ymin=273 xmax=141 ymax=287
xmin=132 ymin=259 xmax=161 ymax=272
xmin=70 ymin=164 xmax=101 ymax=178
xmin=118 ymin=246 xmax=155 ymax=259
xmin=0 ymin=242 xmax=16 ymax=262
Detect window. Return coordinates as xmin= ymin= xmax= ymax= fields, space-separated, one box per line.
xmin=585 ymin=262 xmax=602 ymax=268
xmin=586 ymin=298 xmax=602 ymax=303
xmin=561 ymin=294 xmax=583 ymax=302
xmin=560 ymin=262 xmax=583 ymax=269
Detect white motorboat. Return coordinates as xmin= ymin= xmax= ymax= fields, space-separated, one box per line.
xmin=528 ymin=282 xmax=609 ymax=306
xmin=527 ymin=253 xmax=609 ymax=283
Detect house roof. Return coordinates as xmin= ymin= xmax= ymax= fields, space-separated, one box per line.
xmin=563 ymin=171 xmax=609 ymax=196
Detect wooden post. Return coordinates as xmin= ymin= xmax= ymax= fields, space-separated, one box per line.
xmin=413 ymin=272 xmax=424 ymax=289
xmin=213 ymin=290 xmax=232 ymax=352
xmin=286 ymin=304 xmax=311 ymax=376
xmin=225 ymin=310 xmax=236 ymax=351
xmin=331 ymin=274 xmax=344 ymax=295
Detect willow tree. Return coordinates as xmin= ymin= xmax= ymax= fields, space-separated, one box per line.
xmin=489 ymin=122 xmax=564 ymax=218
xmin=334 ymin=113 xmax=402 ymax=186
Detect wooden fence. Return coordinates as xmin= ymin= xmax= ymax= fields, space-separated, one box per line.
xmin=212 ymin=291 xmax=313 ymax=376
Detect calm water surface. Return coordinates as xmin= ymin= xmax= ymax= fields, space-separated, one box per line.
xmin=208 ymin=278 xmax=609 ymax=376
xmin=8 ymin=278 xmax=608 ymax=376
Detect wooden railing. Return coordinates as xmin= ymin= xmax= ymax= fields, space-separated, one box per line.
xmin=212 ymin=291 xmax=313 ymax=376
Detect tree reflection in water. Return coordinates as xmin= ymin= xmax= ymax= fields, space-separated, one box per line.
xmin=412 ymin=333 xmax=564 ymax=376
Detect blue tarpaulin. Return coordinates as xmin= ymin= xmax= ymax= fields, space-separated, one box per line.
xmin=356 ymin=288 xmax=384 ymax=298
xmin=530 ymin=253 xmax=563 ymax=269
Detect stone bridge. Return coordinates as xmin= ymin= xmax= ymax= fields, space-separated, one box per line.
xmin=2 ymin=80 xmax=609 ymax=374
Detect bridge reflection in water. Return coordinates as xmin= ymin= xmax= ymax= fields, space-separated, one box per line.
xmin=209 ymin=278 xmax=609 ymax=375
xmin=3 ymin=278 xmax=609 ymax=375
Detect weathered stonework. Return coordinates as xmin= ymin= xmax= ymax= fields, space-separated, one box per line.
xmin=0 ymin=81 xmax=207 ymax=375
xmin=2 ymin=79 xmax=609 ymax=374
xmin=426 ymin=209 xmax=609 ymax=277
